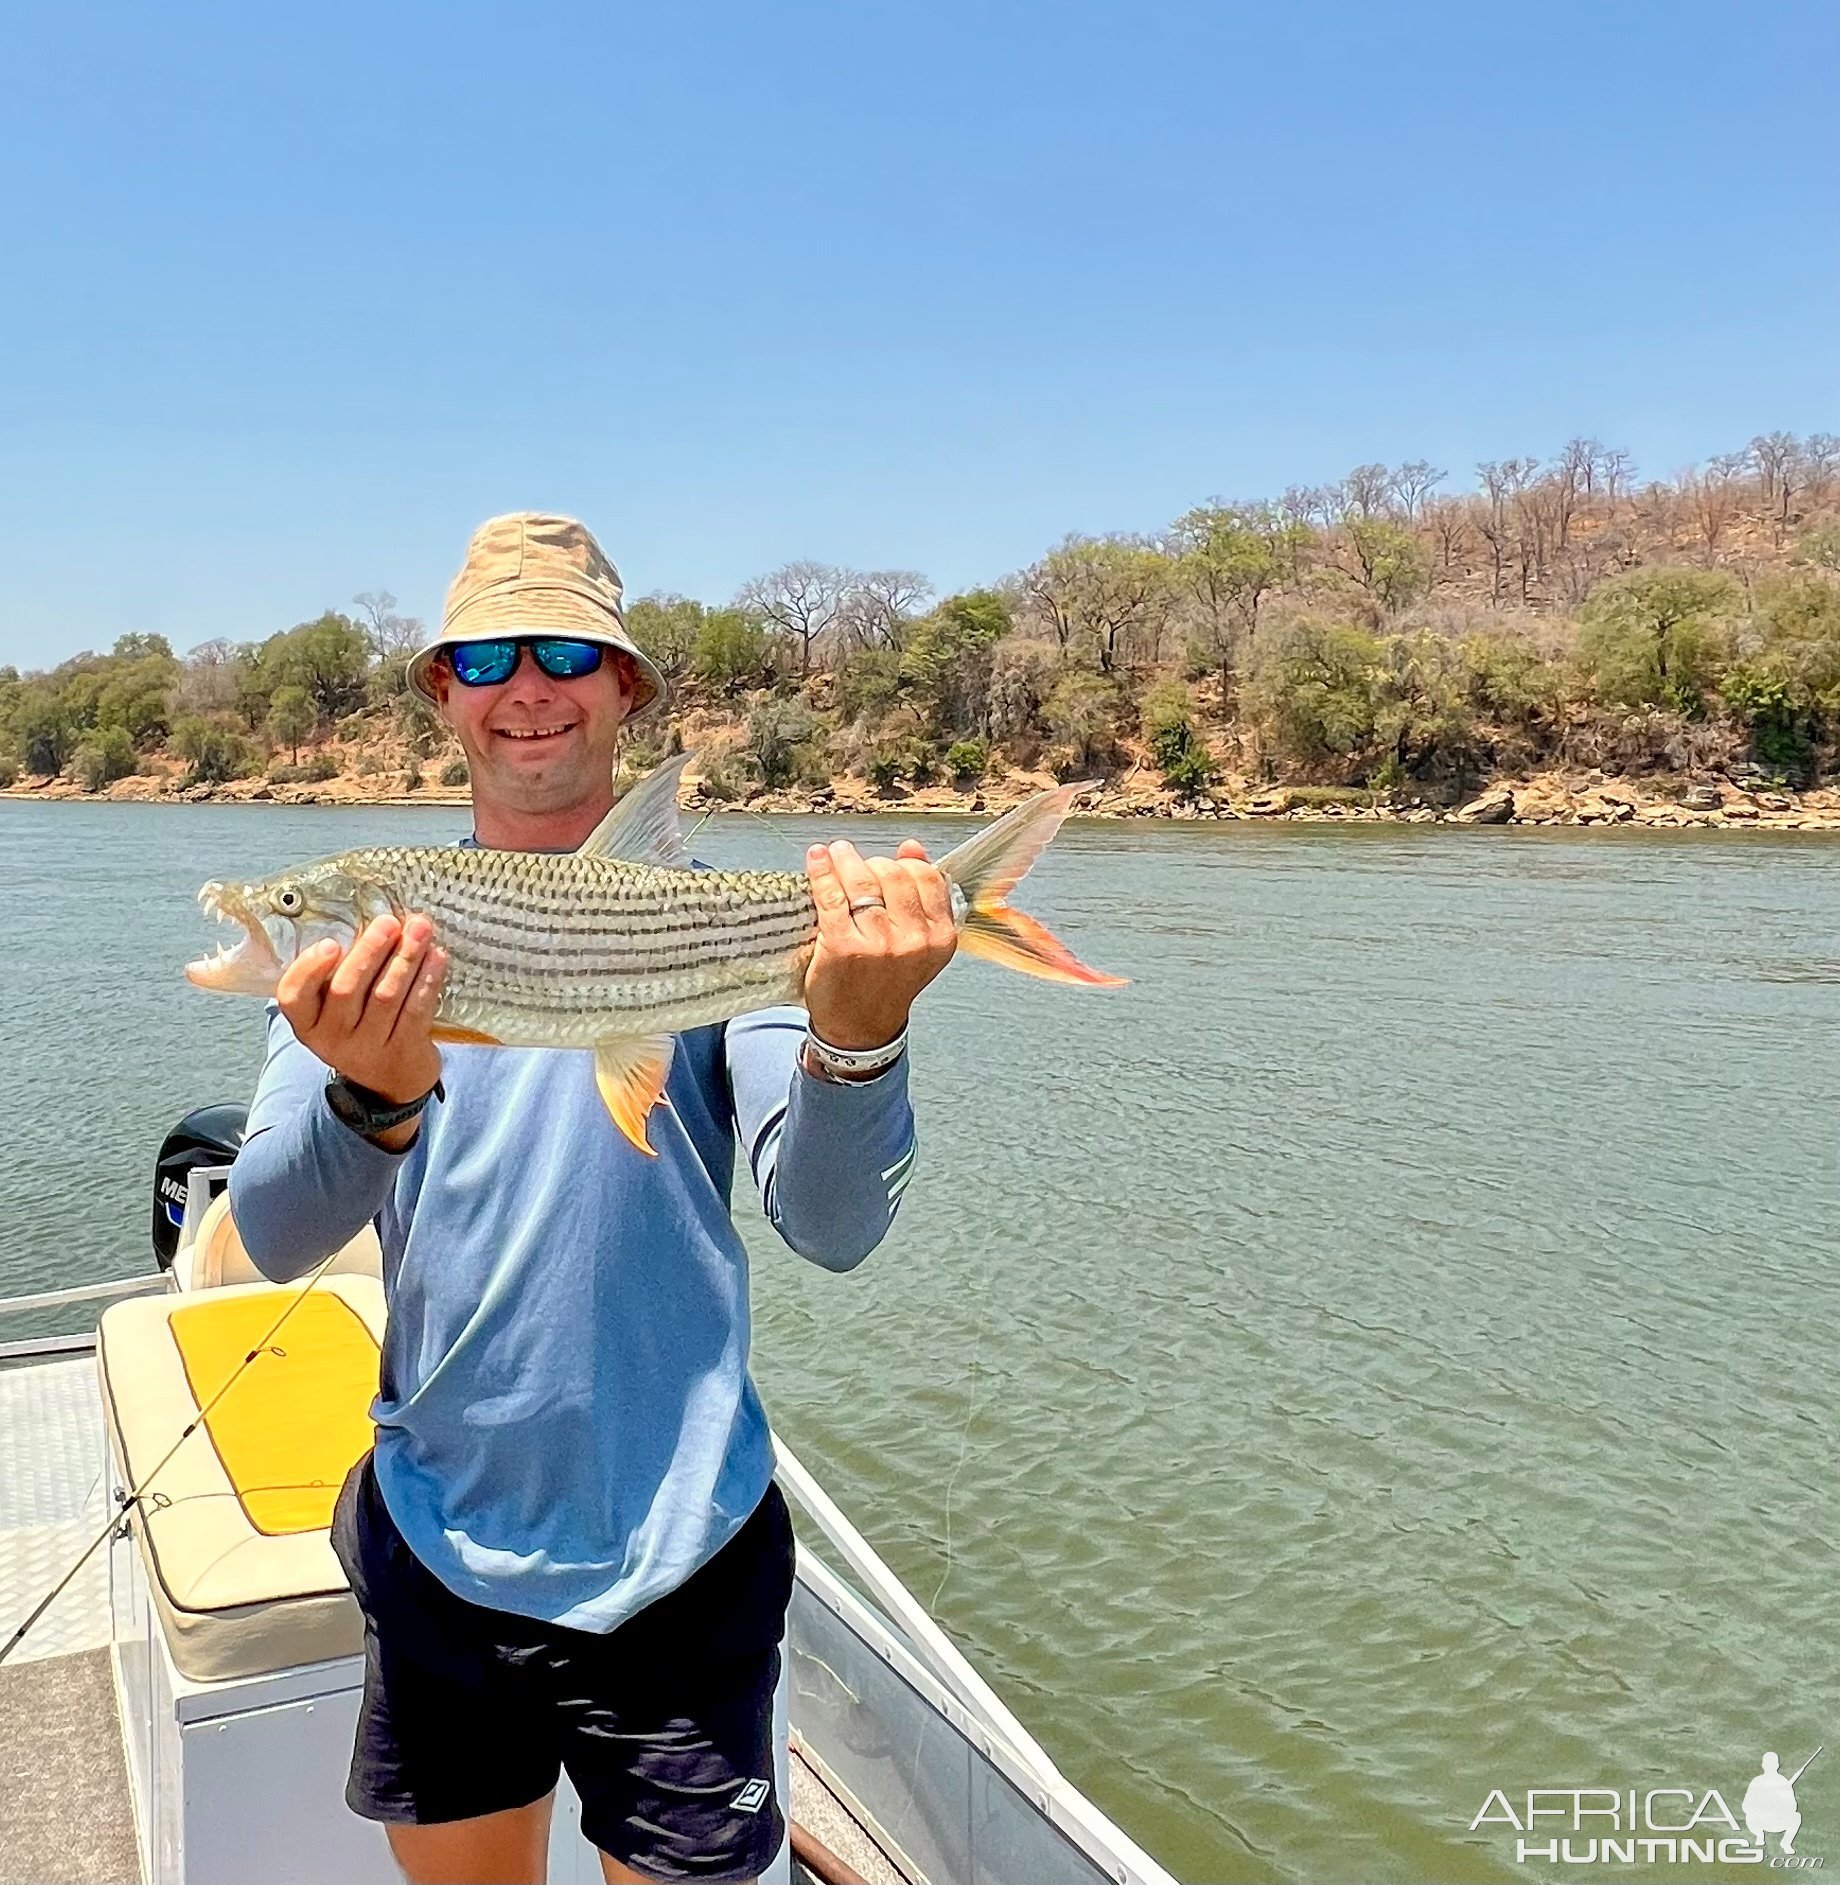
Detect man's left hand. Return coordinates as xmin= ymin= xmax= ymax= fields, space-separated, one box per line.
xmin=803 ymin=839 xmax=957 ymax=1051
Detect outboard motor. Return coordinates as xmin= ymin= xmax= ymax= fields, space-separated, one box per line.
xmin=151 ymin=1103 xmax=249 ymax=1270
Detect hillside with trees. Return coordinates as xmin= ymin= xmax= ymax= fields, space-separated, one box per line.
xmin=6 ymin=431 xmax=1840 ymax=828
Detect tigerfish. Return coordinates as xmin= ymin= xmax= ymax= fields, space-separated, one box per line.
xmin=185 ymin=754 xmax=1125 ymax=1152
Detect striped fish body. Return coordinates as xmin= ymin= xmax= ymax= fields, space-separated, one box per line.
xmin=188 ymin=755 xmax=1124 ymax=1151
xmin=335 ymin=846 xmax=819 ymax=1047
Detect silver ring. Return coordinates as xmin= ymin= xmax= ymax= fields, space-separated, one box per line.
xmin=848 ymin=895 xmax=886 ymax=914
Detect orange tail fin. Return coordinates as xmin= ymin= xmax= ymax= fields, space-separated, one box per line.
xmin=938 ymin=784 xmax=1127 ymax=989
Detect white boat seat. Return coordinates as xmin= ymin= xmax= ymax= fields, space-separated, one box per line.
xmin=97 ymin=1275 xmax=384 ymax=1683
xmin=181 ymin=1189 xmax=383 ymax=1290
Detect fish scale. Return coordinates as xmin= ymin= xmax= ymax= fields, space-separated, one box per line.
xmin=328 ymin=847 xmax=821 ymax=1047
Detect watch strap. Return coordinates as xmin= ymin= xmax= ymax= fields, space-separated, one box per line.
xmin=325 ymin=1072 xmax=445 ymax=1137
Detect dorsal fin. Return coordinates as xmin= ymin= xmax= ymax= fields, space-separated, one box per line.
xmin=578 ymin=752 xmax=695 ymax=865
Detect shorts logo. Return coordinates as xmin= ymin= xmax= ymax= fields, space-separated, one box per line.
xmin=732 ymin=1779 xmax=770 ymax=1815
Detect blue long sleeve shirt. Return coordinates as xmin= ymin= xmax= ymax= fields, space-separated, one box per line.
xmin=229 ymin=1004 xmax=915 ymax=1632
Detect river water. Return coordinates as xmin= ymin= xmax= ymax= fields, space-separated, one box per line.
xmin=2 ymin=801 xmax=1836 ymax=1882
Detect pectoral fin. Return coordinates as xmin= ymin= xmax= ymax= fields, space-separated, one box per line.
xmin=594 ymin=1036 xmax=676 ymax=1155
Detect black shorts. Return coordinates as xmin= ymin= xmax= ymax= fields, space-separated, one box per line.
xmin=329 ymin=1454 xmax=795 ymax=1882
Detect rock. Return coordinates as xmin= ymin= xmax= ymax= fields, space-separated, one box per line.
xmin=1402 ymin=807 xmax=1440 ymax=823
xmin=1245 ymin=791 xmax=1290 ymax=817
xmin=1683 ymin=784 xmax=1722 ymax=811
xmin=1576 ymin=793 xmax=1633 ymax=824
xmin=1512 ymin=784 xmax=1570 ymax=823
xmin=1758 ymin=793 xmax=1792 ymax=812
xmin=1723 ymin=801 xmax=1758 ymax=820
xmin=1454 ymin=786 xmax=1514 ymax=824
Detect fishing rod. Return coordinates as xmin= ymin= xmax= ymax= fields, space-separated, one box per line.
xmin=1789 ymin=1747 xmax=1823 ymax=1786
xmin=0 ymin=1243 xmax=346 ymax=1669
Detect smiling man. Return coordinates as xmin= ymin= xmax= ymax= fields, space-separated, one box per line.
xmin=229 ymin=512 xmax=955 ymax=1884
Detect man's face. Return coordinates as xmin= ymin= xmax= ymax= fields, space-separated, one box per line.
xmin=431 ymin=640 xmax=635 ymax=818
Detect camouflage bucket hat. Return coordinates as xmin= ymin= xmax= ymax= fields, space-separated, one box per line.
xmin=407 ymin=512 xmax=666 ymax=721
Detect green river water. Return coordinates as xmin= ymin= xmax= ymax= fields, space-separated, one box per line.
xmin=2 ymin=800 xmax=1835 ymax=1882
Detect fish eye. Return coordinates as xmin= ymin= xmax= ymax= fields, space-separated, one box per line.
xmin=274 ymin=885 xmax=304 ymax=916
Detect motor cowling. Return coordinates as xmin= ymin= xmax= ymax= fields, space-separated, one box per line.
xmin=151 ymin=1103 xmax=249 ymax=1269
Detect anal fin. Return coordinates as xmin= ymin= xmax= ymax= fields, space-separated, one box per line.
xmin=594 ymin=1036 xmax=676 ymax=1156
xmin=430 ymin=1022 xmax=504 ymax=1045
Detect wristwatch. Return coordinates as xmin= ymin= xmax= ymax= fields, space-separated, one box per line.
xmin=324 ymin=1072 xmax=445 ymax=1142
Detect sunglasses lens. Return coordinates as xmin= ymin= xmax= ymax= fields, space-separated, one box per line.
xmin=448 ymin=640 xmax=519 ymax=686
xmin=530 ymin=639 xmax=606 ymax=679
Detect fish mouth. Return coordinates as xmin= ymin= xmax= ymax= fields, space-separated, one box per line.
xmin=185 ymin=882 xmax=284 ymax=995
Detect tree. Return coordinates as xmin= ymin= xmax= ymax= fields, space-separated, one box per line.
xmin=1340 ymin=463 xmax=1393 ymax=519
xmin=691 ymin=608 xmax=771 ymax=694
xmin=1389 ymin=461 xmax=1446 ymax=521
xmin=900 ymin=590 xmax=1009 ymax=736
xmin=267 ymin=685 xmax=314 ymax=762
xmin=1341 ymin=517 xmax=1429 ymax=619
xmin=1024 ymin=536 xmax=1176 ymax=674
xmin=1688 ymin=459 xmax=1741 ymax=563
xmin=1576 ymin=568 xmax=1741 ymax=714
xmin=835 ymin=571 xmax=932 ymax=652
xmin=73 ymin=726 xmax=137 ymax=791
xmin=353 ymin=591 xmax=425 ymax=662
xmin=1246 ymin=616 xmax=1382 ymax=777
xmin=626 ymin=594 xmax=704 ymax=683
xmin=260 ymin=613 xmax=370 ymax=721
xmin=171 ymin=716 xmax=256 ymax=784
xmin=1800 ymin=434 xmax=1840 ymax=506
xmin=738 ymin=562 xmax=846 ymax=675
xmin=1169 ymin=504 xmax=1283 ymax=703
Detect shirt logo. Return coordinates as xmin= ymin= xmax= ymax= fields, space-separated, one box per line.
xmin=732 ymin=1778 xmax=770 ymax=1815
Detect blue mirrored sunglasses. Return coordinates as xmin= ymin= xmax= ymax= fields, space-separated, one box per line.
xmin=444 ymin=637 xmax=607 ymax=687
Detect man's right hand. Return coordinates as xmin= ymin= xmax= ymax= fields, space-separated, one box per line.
xmin=276 ymin=916 xmax=449 ymax=1142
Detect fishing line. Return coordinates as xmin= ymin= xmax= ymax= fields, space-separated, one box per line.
xmin=0 ymin=1245 xmax=345 ymax=1668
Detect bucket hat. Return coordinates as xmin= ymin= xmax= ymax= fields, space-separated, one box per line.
xmin=407 ymin=512 xmax=665 ymax=720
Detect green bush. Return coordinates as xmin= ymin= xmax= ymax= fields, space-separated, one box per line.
xmin=439 ymin=757 xmax=470 ymax=786
xmin=866 ymin=745 xmax=904 ymax=790
xmin=356 ymin=752 xmax=385 ymax=777
xmin=171 ymin=716 xmax=255 ymax=785
xmin=400 ymin=765 xmax=423 ymax=792
xmin=698 ymin=758 xmax=746 ymax=803
xmin=73 ymin=726 xmax=137 ymax=792
xmin=0 ymin=748 xmax=20 ymax=788
xmin=1161 ymin=742 xmax=1216 ymax=801
xmin=745 ymin=698 xmax=821 ymax=788
xmin=1576 ymin=568 xmax=1741 ymax=715
xmin=833 ymin=648 xmax=905 ymax=722
xmin=305 ymin=752 xmax=340 ymax=782
xmin=945 ymin=738 xmax=988 ymax=784
xmin=1043 ymin=668 xmax=1126 ymax=770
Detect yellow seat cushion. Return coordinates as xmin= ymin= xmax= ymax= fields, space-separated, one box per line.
xmin=99 ymin=1276 xmax=385 ymax=1683
xmin=170 ymin=1291 xmax=380 ymax=1537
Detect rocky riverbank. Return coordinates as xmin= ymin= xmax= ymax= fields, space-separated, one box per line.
xmin=7 ymin=762 xmax=1840 ymax=831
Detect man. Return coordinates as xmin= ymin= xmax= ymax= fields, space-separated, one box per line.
xmin=231 ymin=512 xmax=956 ymax=1884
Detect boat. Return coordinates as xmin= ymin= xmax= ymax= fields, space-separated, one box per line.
xmin=0 ymin=1104 xmax=1179 ymax=1885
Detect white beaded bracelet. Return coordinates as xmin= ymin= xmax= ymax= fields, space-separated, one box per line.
xmin=803 ymin=1025 xmax=909 ymax=1081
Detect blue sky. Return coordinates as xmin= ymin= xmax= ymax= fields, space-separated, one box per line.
xmin=2 ymin=0 xmax=1835 ymax=671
